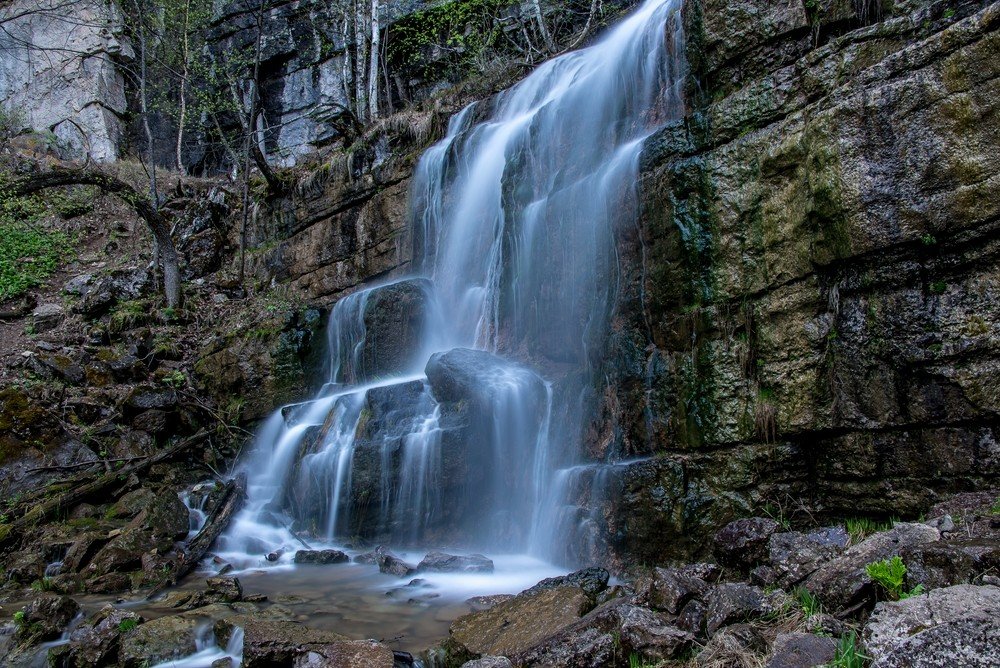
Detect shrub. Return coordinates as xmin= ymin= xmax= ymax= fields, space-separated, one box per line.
xmin=865 ymin=555 xmax=924 ymax=600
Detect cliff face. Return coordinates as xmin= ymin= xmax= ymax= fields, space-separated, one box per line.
xmin=596 ymin=0 xmax=1000 ymax=563
xmin=0 ymin=0 xmax=130 ymax=161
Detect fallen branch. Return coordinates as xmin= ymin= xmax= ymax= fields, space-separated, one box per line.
xmin=25 ymin=456 xmax=147 ymax=473
xmin=0 ymin=430 xmax=209 ymax=550
xmin=148 ymin=471 xmax=248 ymax=598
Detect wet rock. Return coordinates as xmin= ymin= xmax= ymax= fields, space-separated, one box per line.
xmin=376 ymin=548 xmax=417 ymax=577
xmin=242 ymin=620 xmax=350 ymax=667
xmin=294 ymin=549 xmax=350 ymax=565
xmin=521 ymin=567 xmax=610 ymax=599
xmin=354 ymin=278 xmax=436 ymax=382
xmin=446 ymin=585 xmax=591 ymax=660
xmin=864 ymin=584 xmax=1000 ymax=667
xmin=291 ymin=639 xmax=395 ymax=668
xmin=804 ymin=523 xmax=940 ymax=611
xmin=15 ymin=594 xmax=79 ymax=643
xmin=206 ymin=576 xmax=244 ymax=602
xmin=766 ymin=632 xmax=837 ymax=668
xmin=88 ymin=489 xmax=189 ymax=579
xmin=714 ymin=517 xmax=780 ymax=570
xmin=62 ymin=532 xmax=108 ymax=572
xmin=705 ymin=583 xmax=788 ymax=635
xmin=119 ymin=614 xmax=200 ymax=667
xmin=634 ymin=566 xmax=708 ymax=614
xmin=515 ymin=599 xmax=693 ymax=665
xmin=902 ymin=539 xmax=1000 ymax=590
xmin=64 ymin=273 xmax=94 ymax=297
xmin=417 ymin=552 xmax=494 ymax=573
xmin=768 ymin=527 xmax=850 ymax=587
xmin=461 ymin=657 xmax=513 ymax=668
xmin=31 ymin=303 xmax=65 ymax=332
xmin=62 ymin=604 xmax=143 ymax=667
xmin=466 ymin=594 xmax=514 ymax=612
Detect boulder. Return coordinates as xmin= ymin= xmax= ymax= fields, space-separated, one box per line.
xmin=705 ymin=584 xmax=788 ymax=635
xmin=242 ymin=620 xmax=351 ymax=668
xmin=713 ymin=517 xmax=780 ymax=570
xmin=31 ymin=303 xmax=65 ymax=332
xmin=521 ymin=567 xmax=610 ymax=599
xmin=514 ymin=599 xmax=693 ymax=666
xmin=461 ymin=658 xmax=513 ymax=668
xmin=294 ymin=549 xmax=350 ymax=565
xmin=62 ymin=604 xmax=143 ymax=667
xmin=864 ymin=584 xmax=1000 ymax=667
xmin=804 ymin=523 xmax=939 ymax=611
xmin=15 ymin=594 xmax=79 ymax=643
xmin=417 ymin=552 xmax=494 ymax=573
xmin=119 ymin=614 xmax=200 ymax=667
xmin=767 ymin=527 xmax=850 ymax=587
xmin=633 ymin=566 xmax=708 ymax=614
xmin=205 ymin=576 xmax=243 ymax=602
xmin=901 ymin=539 xmax=1000 ymax=590
xmin=291 ymin=639 xmax=395 ymax=668
xmin=446 ymin=585 xmax=591 ymax=660
xmin=766 ymin=632 xmax=837 ymax=668
xmin=376 ymin=548 xmax=417 ymax=577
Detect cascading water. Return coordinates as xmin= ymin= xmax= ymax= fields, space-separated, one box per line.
xmin=217 ymin=0 xmax=685 ymax=568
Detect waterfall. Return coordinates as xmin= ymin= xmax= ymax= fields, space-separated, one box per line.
xmin=218 ymin=0 xmax=685 ymax=567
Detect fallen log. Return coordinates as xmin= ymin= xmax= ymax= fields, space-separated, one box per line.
xmin=0 ymin=430 xmax=209 ymax=550
xmin=148 ymin=471 xmax=247 ymax=598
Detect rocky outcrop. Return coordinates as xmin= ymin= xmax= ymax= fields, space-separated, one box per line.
xmin=0 ymin=0 xmax=129 ymax=160
xmin=596 ymin=0 xmax=1000 ymax=564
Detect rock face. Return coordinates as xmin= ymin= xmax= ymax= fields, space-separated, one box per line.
xmin=0 ymin=0 xmax=129 ymax=160
xmin=864 ymin=584 xmax=1000 ymax=667
xmin=597 ymin=0 xmax=1000 ymax=565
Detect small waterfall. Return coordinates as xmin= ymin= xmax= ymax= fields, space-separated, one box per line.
xmin=221 ymin=0 xmax=686 ymax=567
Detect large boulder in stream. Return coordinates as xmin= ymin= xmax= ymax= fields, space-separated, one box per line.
xmin=330 ymin=278 xmax=437 ymax=383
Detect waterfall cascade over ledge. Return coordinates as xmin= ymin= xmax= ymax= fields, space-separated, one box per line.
xmin=217 ymin=0 xmax=687 ymax=569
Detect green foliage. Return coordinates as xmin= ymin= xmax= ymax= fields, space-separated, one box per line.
xmin=118 ymin=618 xmax=138 ymax=632
xmin=865 ymin=555 xmax=924 ymax=600
xmin=161 ymin=370 xmax=187 ymax=388
xmin=0 ymin=190 xmax=74 ymax=301
xmin=990 ymin=497 xmax=1000 ymax=515
xmin=387 ymin=0 xmax=517 ymax=78
xmin=628 ymin=653 xmax=658 ymax=668
xmin=830 ymin=632 xmax=869 ymax=668
xmin=920 ymin=233 xmax=937 ymax=246
xmin=29 ymin=577 xmax=54 ymax=592
xmin=929 ymin=281 xmax=947 ymax=295
xmin=12 ymin=610 xmax=25 ymax=625
xmin=109 ymin=299 xmax=156 ymax=333
xmin=793 ymin=586 xmax=822 ymax=617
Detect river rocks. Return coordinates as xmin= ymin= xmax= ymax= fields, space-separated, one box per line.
xmin=56 ymin=604 xmax=143 ymax=667
xmin=14 ymin=594 xmax=79 ymax=643
xmin=241 ymin=620 xmax=351 ymax=667
xmin=864 ymin=584 xmax=1000 ymax=667
xmin=119 ymin=614 xmax=201 ymax=667
xmin=804 ymin=523 xmax=940 ymax=610
xmin=767 ymin=527 xmax=851 ymax=587
xmin=705 ymin=583 xmax=788 ymax=634
xmin=417 ymin=552 xmax=494 ymax=573
xmin=375 ymin=548 xmax=417 ymax=577
xmin=461 ymin=658 xmax=513 ymax=668
xmin=292 ymin=640 xmax=395 ymax=668
xmin=766 ymin=632 xmax=837 ymax=668
xmin=205 ymin=576 xmax=244 ymax=602
xmin=446 ymin=585 xmax=592 ymax=661
xmin=521 ymin=567 xmax=611 ymax=599
xmin=295 ymin=549 xmax=350 ymax=565
xmin=634 ymin=566 xmax=709 ymax=614
xmin=714 ymin=517 xmax=780 ymax=569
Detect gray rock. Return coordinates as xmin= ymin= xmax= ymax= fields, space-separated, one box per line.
xmin=768 ymin=526 xmax=850 ymax=587
xmin=633 ymin=566 xmax=708 ymax=614
xmin=461 ymin=657 xmax=513 ymax=668
xmin=15 ymin=594 xmax=80 ymax=643
xmin=521 ymin=567 xmax=610 ymax=598
xmin=31 ymin=303 xmax=65 ymax=332
xmin=63 ymin=604 xmax=144 ymax=668
xmin=714 ymin=517 xmax=780 ymax=570
xmin=902 ymin=539 xmax=1000 ymax=590
xmin=418 ymin=552 xmax=494 ymax=573
xmin=205 ymin=576 xmax=243 ymax=602
xmin=864 ymin=584 xmax=1000 ymax=667
xmin=804 ymin=523 xmax=940 ymax=611
xmin=64 ymin=274 xmax=94 ymax=296
xmin=375 ymin=548 xmax=417 ymax=577
xmin=119 ymin=614 xmax=200 ymax=667
xmin=290 ymin=639 xmax=394 ymax=667
xmin=766 ymin=632 xmax=837 ymax=668
xmin=241 ymin=620 xmax=351 ymax=667
xmin=294 ymin=549 xmax=350 ymax=565
xmin=705 ymin=583 xmax=788 ymax=635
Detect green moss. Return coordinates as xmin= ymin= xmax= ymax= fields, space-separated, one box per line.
xmin=0 ymin=190 xmax=75 ymax=300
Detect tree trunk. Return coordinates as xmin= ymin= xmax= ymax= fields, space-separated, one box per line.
xmin=367 ymin=0 xmax=380 ymax=120
xmin=9 ymin=168 xmax=182 ymax=308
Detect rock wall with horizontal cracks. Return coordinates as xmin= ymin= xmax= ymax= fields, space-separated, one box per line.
xmin=595 ymin=0 xmax=1000 ymax=564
